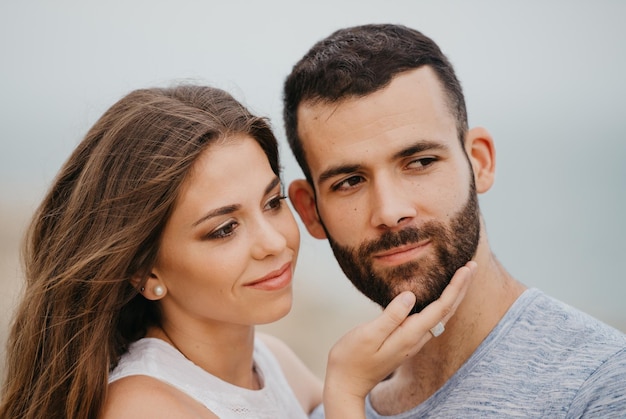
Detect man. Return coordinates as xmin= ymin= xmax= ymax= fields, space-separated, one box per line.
xmin=283 ymin=24 xmax=626 ymax=417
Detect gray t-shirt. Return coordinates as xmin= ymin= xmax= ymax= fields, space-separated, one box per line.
xmin=312 ymin=288 xmax=626 ymax=418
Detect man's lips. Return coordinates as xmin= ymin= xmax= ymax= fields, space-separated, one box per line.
xmin=372 ymin=240 xmax=430 ymax=265
xmin=245 ymin=262 xmax=292 ymax=291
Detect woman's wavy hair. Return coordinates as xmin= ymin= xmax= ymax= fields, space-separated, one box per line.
xmin=0 ymin=84 xmax=280 ymax=419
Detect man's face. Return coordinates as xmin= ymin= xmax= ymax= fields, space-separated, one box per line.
xmin=324 ymin=182 xmax=479 ymax=314
xmin=294 ymin=67 xmax=481 ymax=312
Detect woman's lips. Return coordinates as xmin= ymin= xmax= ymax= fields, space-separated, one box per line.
xmin=245 ymin=262 xmax=292 ymax=291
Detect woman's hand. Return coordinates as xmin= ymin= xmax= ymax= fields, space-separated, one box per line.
xmin=322 ymin=261 xmax=477 ymax=419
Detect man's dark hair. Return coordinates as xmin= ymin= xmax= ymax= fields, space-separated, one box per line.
xmin=283 ymin=23 xmax=468 ymax=183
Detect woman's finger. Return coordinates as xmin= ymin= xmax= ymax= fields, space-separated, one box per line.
xmin=377 ymin=261 xmax=476 ymax=355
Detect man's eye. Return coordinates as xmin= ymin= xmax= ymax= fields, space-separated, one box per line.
xmin=207 ymin=221 xmax=238 ymax=239
xmin=408 ymin=157 xmax=437 ymax=169
xmin=332 ymin=175 xmax=363 ymax=191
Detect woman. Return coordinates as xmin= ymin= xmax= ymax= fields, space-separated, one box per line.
xmin=0 ymin=85 xmax=473 ymax=418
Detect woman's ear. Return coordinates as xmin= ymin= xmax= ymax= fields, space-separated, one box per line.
xmin=132 ymin=272 xmax=167 ymax=301
xmin=465 ymin=127 xmax=496 ymax=194
xmin=288 ymin=179 xmax=327 ymax=239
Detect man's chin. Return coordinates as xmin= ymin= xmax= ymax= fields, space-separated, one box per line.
xmin=349 ymin=274 xmax=435 ymax=310
xmin=386 ymin=272 xmax=450 ymax=313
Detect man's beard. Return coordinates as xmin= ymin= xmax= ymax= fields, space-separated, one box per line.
xmin=323 ymin=181 xmax=480 ymax=315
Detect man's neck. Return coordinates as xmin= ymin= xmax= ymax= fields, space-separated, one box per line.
xmin=370 ymin=252 xmax=526 ymax=415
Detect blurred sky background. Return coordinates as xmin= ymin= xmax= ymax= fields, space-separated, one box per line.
xmin=1 ymin=0 xmax=625 ymax=375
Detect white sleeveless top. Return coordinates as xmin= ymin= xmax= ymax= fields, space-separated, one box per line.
xmin=108 ymin=337 xmax=308 ymax=419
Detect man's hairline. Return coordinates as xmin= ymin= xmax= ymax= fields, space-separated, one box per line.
xmin=293 ymin=65 xmax=468 ymax=189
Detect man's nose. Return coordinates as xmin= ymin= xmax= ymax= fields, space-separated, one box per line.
xmin=369 ymin=175 xmax=417 ymax=229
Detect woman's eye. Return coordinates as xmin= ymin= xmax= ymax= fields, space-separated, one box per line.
xmin=265 ymin=195 xmax=287 ymax=211
xmin=408 ymin=157 xmax=437 ymax=169
xmin=208 ymin=221 xmax=238 ymax=239
xmin=333 ymin=175 xmax=363 ymax=191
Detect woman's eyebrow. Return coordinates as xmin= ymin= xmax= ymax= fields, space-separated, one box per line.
xmin=192 ymin=176 xmax=281 ymax=228
xmin=192 ymin=204 xmax=240 ymax=228
xmin=265 ymin=176 xmax=281 ymax=195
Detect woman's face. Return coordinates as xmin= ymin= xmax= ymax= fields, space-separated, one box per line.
xmin=152 ymin=135 xmax=300 ymax=329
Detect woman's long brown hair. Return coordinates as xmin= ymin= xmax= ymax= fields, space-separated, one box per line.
xmin=0 ymin=85 xmax=281 ymax=418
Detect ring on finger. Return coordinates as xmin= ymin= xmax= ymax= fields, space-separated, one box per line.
xmin=429 ymin=321 xmax=445 ymax=337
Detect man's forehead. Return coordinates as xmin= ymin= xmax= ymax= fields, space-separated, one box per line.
xmin=297 ymin=98 xmax=344 ymax=131
xmin=297 ymin=67 xmax=452 ymax=131
xmin=295 ymin=67 xmax=458 ymax=180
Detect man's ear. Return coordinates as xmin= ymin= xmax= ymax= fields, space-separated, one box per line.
xmin=288 ymin=179 xmax=327 ymax=239
xmin=465 ymin=127 xmax=496 ymax=194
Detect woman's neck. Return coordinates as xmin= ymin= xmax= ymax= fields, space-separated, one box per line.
xmin=146 ymin=322 xmax=260 ymax=390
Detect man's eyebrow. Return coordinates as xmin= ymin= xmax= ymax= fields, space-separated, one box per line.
xmin=393 ymin=140 xmax=448 ymax=159
xmin=192 ymin=176 xmax=281 ymax=227
xmin=316 ymin=140 xmax=448 ymax=185
xmin=318 ymin=164 xmax=362 ymax=185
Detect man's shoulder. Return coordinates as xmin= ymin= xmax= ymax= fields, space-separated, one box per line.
xmin=516 ymin=289 xmax=626 ymax=351
xmin=488 ymin=288 xmax=626 ymax=396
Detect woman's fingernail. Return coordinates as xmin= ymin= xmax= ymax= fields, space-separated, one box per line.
xmin=401 ymin=292 xmax=415 ymax=307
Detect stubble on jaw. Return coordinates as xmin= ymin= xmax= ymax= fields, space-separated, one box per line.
xmin=323 ymin=183 xmax=480 ymax=315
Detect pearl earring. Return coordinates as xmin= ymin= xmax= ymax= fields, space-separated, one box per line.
xmin=153 ymin=285 xmax=165 ymax=297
